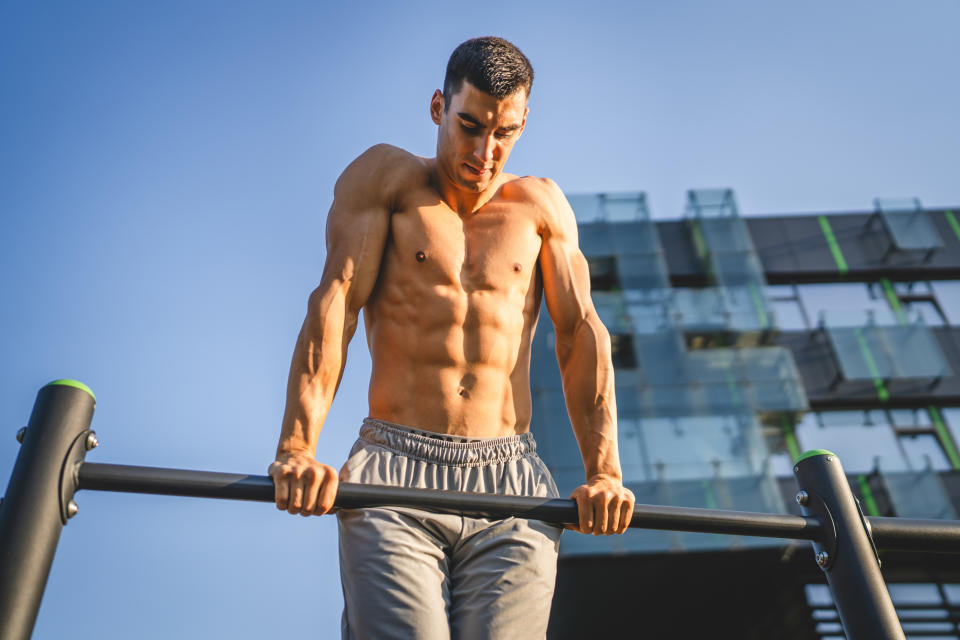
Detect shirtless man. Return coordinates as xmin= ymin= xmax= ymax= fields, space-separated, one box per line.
xmin=269 ymin=37 xmax=635 ymax=638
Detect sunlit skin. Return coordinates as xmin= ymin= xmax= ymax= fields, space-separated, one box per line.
xmin=268 ymin=80 xmax=635 ymax=535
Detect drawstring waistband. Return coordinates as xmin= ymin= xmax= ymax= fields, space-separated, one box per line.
xmin=359 ymin=417 xmax=537 ymax=467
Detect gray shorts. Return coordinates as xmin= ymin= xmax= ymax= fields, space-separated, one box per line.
xmin=336 ymin=418 xmax=563 ymax=640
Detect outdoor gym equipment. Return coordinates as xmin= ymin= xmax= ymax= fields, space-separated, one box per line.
xmin=4 ymin=381 xmax=960 ymax=639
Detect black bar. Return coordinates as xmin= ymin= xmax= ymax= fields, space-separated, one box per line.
xmin=77 ymin=462 xmax=960 ymax=550
xmin=795 ymin=451 xmax=905 ymax=640
xmin=78 ymin=461 xmax=821 ymax=539
xmin=869 ymin=517 xmax=960 ymax=553
xmin=0 ymin=383 xmax=96 ymax=640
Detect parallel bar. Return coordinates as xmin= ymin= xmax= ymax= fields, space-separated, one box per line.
xmin=795 ymin=451 xmax=904 ymax=639
xmin=869 ymin=517 xmax=960 ymax=553
xmin=77 ymin=462 xmax=960 ymax=551
xmin=79 ymin=462 xmax=818 ymax=540
xmin=0 ymin=383 xmax=96 ymax=640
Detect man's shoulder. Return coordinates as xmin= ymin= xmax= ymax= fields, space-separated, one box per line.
xmin=503 ymin=174 xmax=563 ymax=203
xmin=502 ymin=175 xmax=573 ymax=234
xmin=337 ymin=144 xmax=430 ymax=206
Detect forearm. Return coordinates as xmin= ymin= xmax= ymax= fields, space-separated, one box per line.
xmin=276 ymin=285 xmax=356 ymax=457
xmin=556 ymin=316 xmax=622 ymax=481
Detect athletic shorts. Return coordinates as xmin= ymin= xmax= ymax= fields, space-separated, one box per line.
xmin=336 ymin=417 xmax=563 ymax=640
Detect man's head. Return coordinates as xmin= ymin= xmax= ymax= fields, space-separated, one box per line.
xmin=431 ymin=37 xmax=534 ymax=194
xmin=442 ymin=37 xmax=534 ymax=109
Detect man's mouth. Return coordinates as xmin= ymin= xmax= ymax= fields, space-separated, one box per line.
xmin=463 ymin=163 xmax=489 ymax=176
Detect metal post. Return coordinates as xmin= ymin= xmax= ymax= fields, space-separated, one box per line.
xmin=793 ymin=449 xmax=904 ymax=640
xmin=0 ymin=380 xmax=97 ymax=640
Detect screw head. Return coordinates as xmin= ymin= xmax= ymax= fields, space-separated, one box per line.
xmin=794 ymin=466 xmax=799 ymax=474
xmin=85 ymin=431 xmax=99 ymax=451
xmin=816 ymin=550 xmax=829 ymax=567
xmin=16 ymin=427 xmax=26 ymax=443
xmin=66 ymin=500 xmax=79 ymax=519
xmin=796 ymin=491 xmax=809 ymax=506
xmin=825 ymin=456 xmax=834 ymax=462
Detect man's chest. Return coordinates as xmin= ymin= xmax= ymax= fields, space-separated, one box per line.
xmin=386 ymin=201 xmax=542 ymax=293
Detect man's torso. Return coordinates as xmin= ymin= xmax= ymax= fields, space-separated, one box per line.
xmin=364 ymin=148 xmax=554 ymax=438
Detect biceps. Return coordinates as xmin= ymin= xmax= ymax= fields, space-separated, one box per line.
xmin=541 ymin=237 xmax=594 ymax=335
xmin=319 ymin=199 xmax=390 ymax=314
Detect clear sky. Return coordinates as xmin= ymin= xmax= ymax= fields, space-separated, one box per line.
xmin=1 ymin=1 xmax=958 ymax=637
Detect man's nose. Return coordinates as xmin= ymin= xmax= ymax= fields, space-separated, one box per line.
xmin=473 ymin=135 xmax=495 ymax=164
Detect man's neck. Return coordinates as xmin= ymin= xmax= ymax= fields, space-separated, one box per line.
xmin=430 ymin=160 xmax=502 ymax=217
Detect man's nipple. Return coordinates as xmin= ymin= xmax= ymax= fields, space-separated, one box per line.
xmin=513 ymin=262 xmax=522 ymax=273
xmin=416 ymin=251 xmax=426 ymax=263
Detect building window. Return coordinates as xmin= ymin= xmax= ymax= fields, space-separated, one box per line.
xmin=609 ymin=334 xmax=637 ymax=368
xmin=587 ymin=256 xmax=618 ymax=291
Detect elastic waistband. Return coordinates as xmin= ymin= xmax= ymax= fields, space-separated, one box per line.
xmin=359 ymin=417 xmax=538 ymax=467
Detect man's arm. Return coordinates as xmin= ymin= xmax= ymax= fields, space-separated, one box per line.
xmin=268 ymin=144 xmax=396 ymax=517
xmin=536 ymin=179 xmax=634 ymax=535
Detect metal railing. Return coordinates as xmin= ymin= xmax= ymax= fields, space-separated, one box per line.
xmin=4 ymin=381 xmax=960 ymax=639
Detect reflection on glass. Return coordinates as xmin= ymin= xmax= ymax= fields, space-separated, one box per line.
xmin=795 ymin=411 xmax=906 ymax=474
xmin=801 ymin=283 xmax=896 ymax=327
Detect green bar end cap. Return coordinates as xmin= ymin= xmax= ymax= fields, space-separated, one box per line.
xmin=793 ymin=449 xmax=837 ymax=466
xmin=45 ymin=379 xmax=96 ymax=402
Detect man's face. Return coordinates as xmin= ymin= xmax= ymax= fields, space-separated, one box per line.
xmin=430 ymin=80 xmax=528 ymax=194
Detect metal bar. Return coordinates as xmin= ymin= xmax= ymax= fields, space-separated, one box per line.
xmin=794 ymin=450 xmax=905 ymax=640
xmin=0 ymin=382 xmax=96 ymax=640
xmin=78 ymin=461 xmax=825 ymax=539
xmin=76 ymin=462 xmax=960 ymax=550
xmin=869 ymin=517 xmax=960 ymax=553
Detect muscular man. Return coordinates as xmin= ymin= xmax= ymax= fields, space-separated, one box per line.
xmin=269 ymin=37 xmax=635 ymax=639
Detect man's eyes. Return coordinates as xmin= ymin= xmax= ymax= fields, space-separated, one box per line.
xmin=460 ymin=123 xmax=513 ymax=139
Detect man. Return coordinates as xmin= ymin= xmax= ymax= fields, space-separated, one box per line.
xmin=269 ymin=36 xmax=635 ymax=639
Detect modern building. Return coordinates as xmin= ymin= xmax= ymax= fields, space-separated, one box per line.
xmin=533 ymin=190 xmax=960 ymax=639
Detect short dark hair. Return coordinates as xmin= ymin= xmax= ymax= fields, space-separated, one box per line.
xmin=443 ymin=37 xmax=533 ymax=110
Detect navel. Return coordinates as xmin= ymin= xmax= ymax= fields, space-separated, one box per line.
xmin=416 ymin=250 xmax=426 ymax=263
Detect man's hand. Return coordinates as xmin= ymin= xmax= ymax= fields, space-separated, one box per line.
xmin=567 ymin=475 xmax=635 ymax=535
xmin=267 ymin=452 xmax=339 ymax=517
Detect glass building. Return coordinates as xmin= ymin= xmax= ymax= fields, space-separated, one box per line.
xmin=536 ymin=191 xmax=960 ymax=639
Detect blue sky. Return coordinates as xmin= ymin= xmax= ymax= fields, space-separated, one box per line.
xmin=2 ymin=1 xmax=959 ymax=636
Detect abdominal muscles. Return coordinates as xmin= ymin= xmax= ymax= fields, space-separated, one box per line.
xmin=365 ymin=278 xmax=535 ymax=437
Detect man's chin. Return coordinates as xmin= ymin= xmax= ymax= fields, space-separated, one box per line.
xmin=456 ymin=170 xmax=495 ymax=192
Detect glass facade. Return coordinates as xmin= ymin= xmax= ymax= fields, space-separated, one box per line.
xmin=531 ymin=189 xmax=960 ymax=558
xmin=874 ymin=197 xmax=943 ymax=253
xmin=531 ymin=190 xmax=802 ymax=556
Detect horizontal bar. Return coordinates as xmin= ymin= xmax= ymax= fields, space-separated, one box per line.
xmin=869 ymin=517 xmax=960 ymax=553
xmin=76 ymin=462 xmax=960 ymax=550
xmin=78 ymin=462 xmax=820 ymax=539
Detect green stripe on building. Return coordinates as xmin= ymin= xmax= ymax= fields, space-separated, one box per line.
xmin=780 ymin=414 xmax=801 ymax=460
xmin=880 ymin=277 xmax=907 ymax=325
xmin=747 ymin=281 xmax=770 ymax=328
xmin=945 ymin=210 xmax=960 ymax=243
xmin=701 ymin=479 xmax=718 ymax=510
xmin=857 ymin=475 xmax=881 ymax=517
xmin=929 ymin=406 xmax=960 ymax=470
xmin=817 ymin=215 xmax=848 ymax=275
xmin=853 ymin=328 xmax=889 ymax=402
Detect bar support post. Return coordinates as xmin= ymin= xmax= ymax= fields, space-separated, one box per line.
xmin=0 ymin=381 xmax=96 ymax=640
xmin=793 ymin=449 xmax=904 ymax=640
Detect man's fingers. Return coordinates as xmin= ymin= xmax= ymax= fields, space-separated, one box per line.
xmin=594 ymin=499 xmax=610 ymax=535
xmin=576 ymin=491 xmax=592 ymax=533
xmin=316 ymin=467 xmax=339 ymax=515
xmin=606 ymin=498 xmax=621 ymax=535
xmin=617 ymin=499 xmax=632 ymax=534
xmin=300 ymin=467 xmax=321 ymax=516
xmin=287 ymin=476 xmax=304 ymax=515
xmin=272 ymin=467 xmax=290 ymax=511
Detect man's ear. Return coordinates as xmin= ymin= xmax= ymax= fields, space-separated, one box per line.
xmin=518 ymin=105 xmax=529 ymax=135
xmin=430 ymin=89 xmax=444 ymax=125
